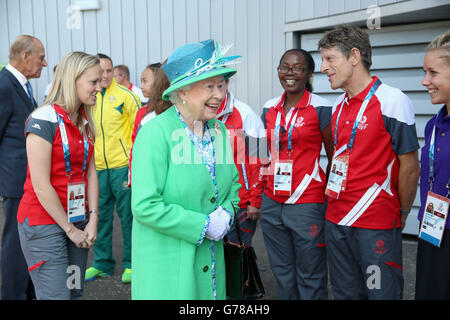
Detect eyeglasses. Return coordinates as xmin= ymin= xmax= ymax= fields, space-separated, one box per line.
xmin=277 ymin=65 xmax=306 ymax=74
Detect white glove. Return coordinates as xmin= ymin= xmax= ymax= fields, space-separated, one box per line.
xmin=205 ymin=207 xmax=231 ymax=241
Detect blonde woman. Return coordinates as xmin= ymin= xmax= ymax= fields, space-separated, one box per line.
xmin=416 ymin=31 xmax=450 ymax=300
xmin=17 ymin=51 xmax=101 ymax=300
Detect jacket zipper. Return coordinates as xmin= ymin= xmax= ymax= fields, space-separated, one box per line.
xmin=119 ymin=138 xmax=128 ymax=159
xmin=100 ymin=89 xmax=109 ymax=169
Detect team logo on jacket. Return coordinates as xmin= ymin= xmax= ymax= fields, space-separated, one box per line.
xmin=309 ymin=224 xmax=319 ymax=237
xmin=358 ymin=115 xmax=368 ymax=130
xmin=294 ymin=116 xmax=304 ymax=128
xmin=374 ymin=239 xmax=386 ymax=254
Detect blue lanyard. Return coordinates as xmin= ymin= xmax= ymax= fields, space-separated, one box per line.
xmin=429 ymin=122 xmax=437 ymax=185
xmin=428 ymin=119 xmax=450 ymax=195
xmin=274 ymin=108 xmax=299 ymax=153
xmin=334 ymin=79 xmax=382 ymax=150
xmin=56 ymin=112 xmax=89 ymax=177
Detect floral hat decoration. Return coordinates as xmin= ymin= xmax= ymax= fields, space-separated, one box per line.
xmin=161 ymin=39 xmax=241 ymax=101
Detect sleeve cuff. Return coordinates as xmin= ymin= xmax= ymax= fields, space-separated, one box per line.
xmin=222 ymin=206 xmax=234 ymax=227
xmin=196 ymin=215 xmax=210 ymax=246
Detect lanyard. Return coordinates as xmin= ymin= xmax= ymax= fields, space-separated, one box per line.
xmin=274 ymin=108 xmax=299 ymax=153
xmin=429 ymin=123 xmax=437 ymax=186
xmin=334 ymin=79 xmax=382 ymax=150
xmin=428 ymin=119 xmax=450 ymax=196
xmin=56 ymin=111 xmax=89 ymax=178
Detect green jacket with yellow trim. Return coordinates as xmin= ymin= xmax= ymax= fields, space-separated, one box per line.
xmin=94 ymin=78 xmax=141 ymax=170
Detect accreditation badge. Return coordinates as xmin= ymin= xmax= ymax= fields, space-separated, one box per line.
xmin=67 ymin=181 xmax=86 ymax=223
xmin=418 ymin=192 xmax=450 ymax=247
xmin=273 ymin=160 xmax=293 ymax=197
xmin=325 ymin=153 xmax=349 ymax=199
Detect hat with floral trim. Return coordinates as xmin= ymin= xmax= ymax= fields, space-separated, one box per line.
xmin=161 ymin=39 xmax=240 ymax=101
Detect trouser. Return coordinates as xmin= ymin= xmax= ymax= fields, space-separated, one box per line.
xmin=93 ymin=167 xmax=132 ymax=273
xmin=325 ymin=220 xmax=403 ymax=300
xmin=18 ymin=217 xmax=89 ymax=300
xmin=1 ymin=197 xmax=35 ymax=300
xmin=415 ymin=230 xmax=450 ymax=300
xmin=226 ymin=207 xmax=257 ymax=247
xmin=259 ymin=193 xmax=328 ymax=300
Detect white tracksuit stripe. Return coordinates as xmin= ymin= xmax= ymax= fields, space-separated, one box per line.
xmin=285 ymin=158 xmax=321 ymax=204
xmin=338 ymin=159 xmax=395 ymax=226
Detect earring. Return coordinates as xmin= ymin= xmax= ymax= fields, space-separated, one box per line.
xmin=183 ymin=100 xmax=186 ymax=105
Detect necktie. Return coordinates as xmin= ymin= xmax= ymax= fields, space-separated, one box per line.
xmin=25 ymin=81 xmax=35 ymax=106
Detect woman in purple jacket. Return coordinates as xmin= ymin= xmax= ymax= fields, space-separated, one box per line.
xmin=415 ymin=31 xmax=450 ymax=299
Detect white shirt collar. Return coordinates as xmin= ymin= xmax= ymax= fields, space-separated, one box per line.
xmin=6 ymin=63 xmax=28 ymax=87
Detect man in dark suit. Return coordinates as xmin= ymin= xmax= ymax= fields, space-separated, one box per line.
xmin=0 ymin=35 xmax=47 ymax=300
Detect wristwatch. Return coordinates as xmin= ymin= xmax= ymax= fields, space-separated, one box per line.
xmin=88 ymin=209 xmax=98 ymax=215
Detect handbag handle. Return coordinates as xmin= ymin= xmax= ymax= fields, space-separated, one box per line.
xmin=227 ymin=204 xmax=244 ymax=247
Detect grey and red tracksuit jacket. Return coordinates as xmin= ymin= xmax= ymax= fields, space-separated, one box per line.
xmin=217 ymin=91 xmax=266 ymax=210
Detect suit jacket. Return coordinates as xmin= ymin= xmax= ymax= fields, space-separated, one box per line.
xmin=131 ymin=106 xmax=241 ymax=299
xmin=0 ymin=67 xmax=37 ymax=198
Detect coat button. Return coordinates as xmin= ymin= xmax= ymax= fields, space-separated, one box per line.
xmin=203 ymin=266 xmax=209 ymax=272
xmin=210 ymin=197 xmax=216 ymax=203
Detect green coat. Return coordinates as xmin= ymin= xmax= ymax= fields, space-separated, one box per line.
xmin=131 ymin=106 xmax=240 ymax=300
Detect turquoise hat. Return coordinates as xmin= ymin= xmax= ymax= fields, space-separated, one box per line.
xmin=162 ymin=39 xmax=240 ymax=101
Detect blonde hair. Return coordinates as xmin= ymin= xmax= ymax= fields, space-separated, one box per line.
xmin=9 ymin=35 xmax=40 ymax=61
xmin=43 ymin=51 xmax=99 ymax=139
xmin=426 ymin=31 xmax=450 ymax=65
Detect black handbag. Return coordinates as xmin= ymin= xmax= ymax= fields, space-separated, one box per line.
xmin=223 ymin=206 xmax=265 ymax=299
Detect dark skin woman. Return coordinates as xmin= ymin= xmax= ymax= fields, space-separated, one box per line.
xmin=277 ymin=49 xmax=333 ymax=175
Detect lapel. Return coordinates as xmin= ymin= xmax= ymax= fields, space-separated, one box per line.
xmin=2 ymin=68 xmax=36 ymax=112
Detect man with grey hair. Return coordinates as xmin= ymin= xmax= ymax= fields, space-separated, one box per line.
xmin=0 ymin=34 xmax=47 ymax=299
xmin=319 ymin=24 xmax=420 ymax=300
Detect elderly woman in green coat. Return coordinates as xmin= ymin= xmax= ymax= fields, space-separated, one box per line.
xmin=131 ymin=39 xmax=241 ymax=300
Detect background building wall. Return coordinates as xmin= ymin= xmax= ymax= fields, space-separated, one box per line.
xmin=0 ymin=0 xmax=289 ymax=111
